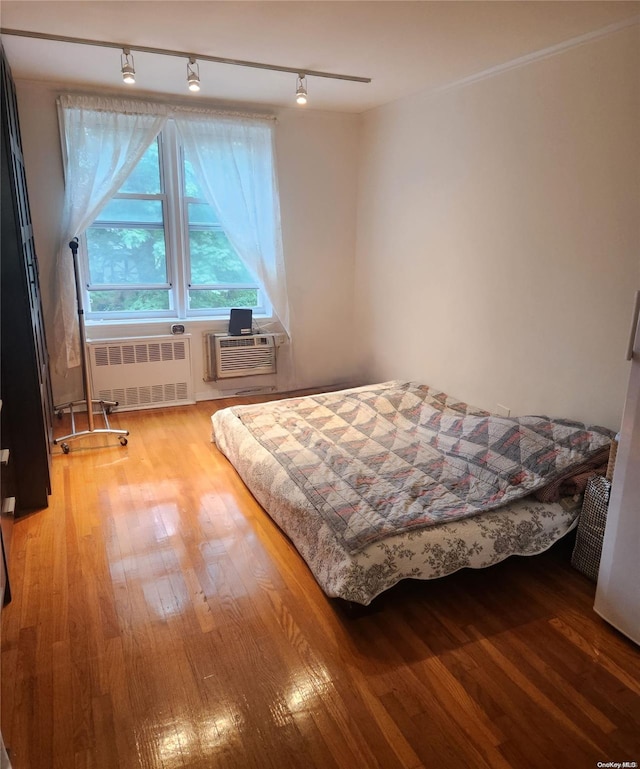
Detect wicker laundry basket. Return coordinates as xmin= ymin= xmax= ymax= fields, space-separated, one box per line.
xmin=606 ymin=438 xmax=618 ymax=481
xmin=571 ymin=475 xmax=612 ymax=582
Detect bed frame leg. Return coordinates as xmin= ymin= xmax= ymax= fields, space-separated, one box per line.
xmin=332 ymin=598 xmax=378 ymax=619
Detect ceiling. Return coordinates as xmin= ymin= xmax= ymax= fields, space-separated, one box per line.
xmin=1 ymin=1 xmax=639 ymax=113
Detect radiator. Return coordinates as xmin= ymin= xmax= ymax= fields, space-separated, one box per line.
xmin=87 ymin=336 xmax=194 ymax=410
xmin=203 ymin=333 xmax=277 ymax=380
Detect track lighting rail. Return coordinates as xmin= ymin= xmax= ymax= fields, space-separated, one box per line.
xmin=0 ymin=27 xmax=372 ymax=84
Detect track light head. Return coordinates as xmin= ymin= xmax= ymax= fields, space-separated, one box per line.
xmin=187 ymin=58 xmax=201 ymax=92
xmin=121 ymin=49 xmax=135 ymax=84
xmin=295 ymin=74 xmax=308 ymax=105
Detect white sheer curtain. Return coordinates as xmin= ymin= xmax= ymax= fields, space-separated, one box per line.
xmin=53 ymin=95 xmax=168 ymax=374
xmin=174 ymin=112 xmax=291 ymax=336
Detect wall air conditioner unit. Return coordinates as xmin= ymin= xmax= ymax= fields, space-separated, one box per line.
xmin=204 ymin=333 xmax=277 ymax=380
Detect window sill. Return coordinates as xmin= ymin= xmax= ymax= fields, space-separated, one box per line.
xmin=85 ymin=315 xmax=279 ymax=342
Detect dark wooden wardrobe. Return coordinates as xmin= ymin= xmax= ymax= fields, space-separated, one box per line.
xmin=1 ymin=42 xmax=53 ymax=522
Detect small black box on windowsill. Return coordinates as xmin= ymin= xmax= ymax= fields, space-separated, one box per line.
xmin=228 ymin=308 xmax=253 ymax=336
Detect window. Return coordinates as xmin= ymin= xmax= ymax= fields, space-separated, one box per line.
xmin=183 ymin=154 xmax=261 ymax=315
xmin=82 ymin=123 xmax=267 ymax=320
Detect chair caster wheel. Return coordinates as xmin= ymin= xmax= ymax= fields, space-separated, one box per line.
xmin=119 ymin=437 xmax=128 ymax=446
xmin=61 ymin=443 xmax=70 ymax=454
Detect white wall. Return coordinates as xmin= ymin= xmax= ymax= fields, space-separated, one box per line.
xmin=276 ymin=109 xmax=361 ymax=389
xmin=14 ymin=81 xmax=361 ymax=404
xmin=355 ymin=25 xmax=640 ymax=430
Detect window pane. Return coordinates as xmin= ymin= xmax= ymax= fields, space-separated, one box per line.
xmin=86 ymin=227 xmax=167 ymax=285
xmin=189 ymin=230 xmax=255 ymax=285
xmin=88 ymin=289 xmax=170 ymax=313
xmin=188 ymin=288 xmax=258 ymax=310
xmin=119 ymin=141 xmax=161 ymax=194
xmin=95 ymin=199 xmax=163 ymax=224
xmin=188 ymin=202 xmax=220 ymax=226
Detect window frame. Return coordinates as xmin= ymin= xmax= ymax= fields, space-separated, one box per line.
xmin=80 ymin=121 xmax=269 ymax=322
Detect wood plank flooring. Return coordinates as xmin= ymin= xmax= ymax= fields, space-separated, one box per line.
xmin=1 ymin=395 xmax=639 ymax=769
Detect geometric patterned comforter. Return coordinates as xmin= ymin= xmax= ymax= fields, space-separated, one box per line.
xmin=229 ymin=382 xmax=613 ymax=554
xmin=211 ymin=383 xmax=598 ymax=604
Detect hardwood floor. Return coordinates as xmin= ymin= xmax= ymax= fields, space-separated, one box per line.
xmin=1 ymin=396 xmax=639 ymax=769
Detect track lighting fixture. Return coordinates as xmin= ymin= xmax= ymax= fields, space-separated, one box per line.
xmin=1 ymin=28 xmax=372 ymax=99
xmin=187 ymin=58 xmax=200 ymax=92
xmin=121 ymin=48 xmax=135 ymax=84
xmin=295 ymin=74 xmax=308 ymax=105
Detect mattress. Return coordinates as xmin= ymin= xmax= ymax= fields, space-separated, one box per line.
xmin=211 ymin=383 xmax=586 ymax=605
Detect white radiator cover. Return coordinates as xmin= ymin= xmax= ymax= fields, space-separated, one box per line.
xmin=204 ymin=333 xmax=277 ymax=380
xmin=87 ymin=336 xmax=194 ymax=411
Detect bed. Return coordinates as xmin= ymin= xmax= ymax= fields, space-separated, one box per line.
xmin=211 ymin=381 xmax=612 ymax=605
